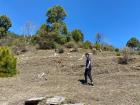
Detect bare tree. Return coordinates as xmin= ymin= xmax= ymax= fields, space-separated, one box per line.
xmin=20 ymin=21 xmax=36 ymax=44
xmin=20 ymin=25 xmax=26 ymax=44
xmin=95 ymin=32 xmax=103 ymax=44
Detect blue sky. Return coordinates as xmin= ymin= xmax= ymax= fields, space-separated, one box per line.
xmin=0 ymin=0 xmax=140 ymax=48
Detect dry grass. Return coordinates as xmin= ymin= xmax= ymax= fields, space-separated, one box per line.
xmin=0 ymin=49 xmax=140 ymax=105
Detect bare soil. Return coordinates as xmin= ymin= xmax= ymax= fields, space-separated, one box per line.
xmin=0 ymin=49 xmax=140 ymax=105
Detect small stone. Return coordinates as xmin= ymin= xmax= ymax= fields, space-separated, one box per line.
xmin=46 ymin=96 xmax=65 ymax=105
xmin=78 ymin=58 xmax=83 ymax=60
xmin=38 ymin=73 xmax=47 ymax=80
xmin=67 ymin=53 xmax=71 ymax=55
xmin=63 ymin=103 xmax=84 ymax=105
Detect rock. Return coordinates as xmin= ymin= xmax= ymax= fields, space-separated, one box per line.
xmin=27 ymin=97 xmax=45 ymax=101
xmin=70 ymin=56 xmax=73 ymax=58
xmin=25 ymin=97 xmax=45 ymax=105
xmin=78 ymin=58 xmax=83 ymax=61
xmin=46 ymin=96 xmax=65 ymax=105
xmin=63 ymin=103 xmax=84 ymax=105
xmin=69 ymin=48 xmax=78 ymax=52
xmin=67 ymin=53 xmax=71 ymax=55
xmin=38 ymin=72 xmax=47 ymax=80
xmin=49 ymin=53 xmax=59 ymax=58
xmin=54 ymin=53 xmax=59 ymax=57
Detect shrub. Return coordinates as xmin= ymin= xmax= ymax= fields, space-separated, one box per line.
xmin=102 ymin=44 xmax=115 ymax=51
xmin=65 ymin=41 xmax=77 ymax=48
xmin=56 ymin=36 xmax=67 ymax=45
xmin=116 ymin=52 xmax=121 ymax=56
xmin=94 ymin=43 xmax=101 ymax=50
xmin=71 ymin=29 xmax=84 ymax=42
xmin=138 ymin=51 xmax=140 ymax=55
xmin=58 ymin=47 xmax=64 ymax=53
xmin=0 ymin=46 xmax=17 ymax=77
xmin=12 ymin=39 xmax=27 ymax=55
xmin=92 ymin=48 xmax=97 ymax=55
xmin=66 ymin=35 xmax=72 ymax=42
xmin=38 ymin=39 xmax=56 ymax=49
xmin=115 ymin=48 xmax=119 ymax=52
xmin=118 ymin=47 xmax=130 ymax=64
xmin=83 ymin=41 xmax=93 ymax=49
xmin=118 ymin=56 xmax=128 ymax=64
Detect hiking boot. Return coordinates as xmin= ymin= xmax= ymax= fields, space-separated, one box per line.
xmin=90 ymin=82 xmax=94 ymax=86
xmin=83 ymin=82 xmax=88 ymax=85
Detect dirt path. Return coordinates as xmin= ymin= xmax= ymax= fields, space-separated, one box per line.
xmin=0 ymin=50 xmax=140 ymax=105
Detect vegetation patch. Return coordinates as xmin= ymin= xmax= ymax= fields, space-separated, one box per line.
xmin=0 ymin=46 xmax=17 ymax=77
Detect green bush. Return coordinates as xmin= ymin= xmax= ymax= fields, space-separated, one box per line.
xmin=38 ymin=39 xmax=57 ymax=49
xmin=116 ymin=52 xmax=121 ymax=56
xmin=66 ymin=35 xmax=72 ymax=42
xmin=102 ymin=45 xmax=115 ymax=51
xmin=83 ymin=41 xmax=92 ymax=49
xmin=71 ymin=29 xmax=84 ymax=42
xmin=65 ymin=41 xmax=77 ymax=48
xmin=94 ymin=43 xmax=101 ymax=50
xmin=138 ymin=51 xmax=140 ymax=55
xmin=115 ymin=48 xmax=120 ymax=52
xmin=56 ymin=36 xmax=67 ymax=45
xmin=0 ymin=46 xmax=17 ymax=77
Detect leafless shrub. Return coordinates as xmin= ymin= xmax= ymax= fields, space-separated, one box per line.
xmin=58 ymin=48 xmax=64 ymax=53
xmin=12 ymin=43 xmax=27 ymax=55
xmin=92 ymin=48 xmax=97 ymax=55
xmin=118 ymin=47 xmax=131 ymax=64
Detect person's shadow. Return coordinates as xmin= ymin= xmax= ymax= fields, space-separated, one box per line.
xmin=78 ymin=79 xmax=86 ymax=85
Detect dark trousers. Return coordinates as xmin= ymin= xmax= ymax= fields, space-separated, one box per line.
xmin=84 ymin=68 xmax=93 ymax=83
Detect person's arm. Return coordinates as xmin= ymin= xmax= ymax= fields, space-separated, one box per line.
xmin=86 ymin=60 xmax=91 ymax=69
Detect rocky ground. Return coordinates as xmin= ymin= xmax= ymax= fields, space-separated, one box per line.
xmin=0 ymin=49 xmax=140 ymax=105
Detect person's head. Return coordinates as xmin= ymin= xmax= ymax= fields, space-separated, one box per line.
xmin=85 ymin=53 xmax=90 ymax=58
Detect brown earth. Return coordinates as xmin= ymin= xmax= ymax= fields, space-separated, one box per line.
xmin=0 ymin=49 xmax=140 ymax=105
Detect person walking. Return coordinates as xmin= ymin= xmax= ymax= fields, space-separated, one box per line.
xmin=84 ymin=53 xmax=94 ymax=86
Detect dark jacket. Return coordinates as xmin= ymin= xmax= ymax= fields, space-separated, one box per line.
xmin=86 ymin=58 xmax=91 ymax=69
